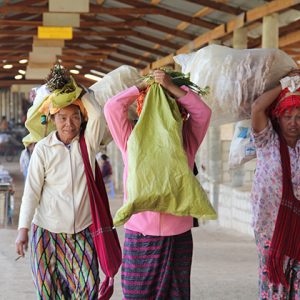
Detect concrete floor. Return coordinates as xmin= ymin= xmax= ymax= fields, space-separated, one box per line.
xmin=0 ymin=159 xmax=258 ymax=300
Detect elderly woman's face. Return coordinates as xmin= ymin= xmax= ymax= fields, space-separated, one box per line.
xmin=53 ymin=104 xmax=82 ymax=144
xmin=278 ymin=107 xmax=300 ymax=141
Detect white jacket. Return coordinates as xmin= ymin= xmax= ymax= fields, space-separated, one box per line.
xmin=18 ymin=92 xmax=106 ymax=234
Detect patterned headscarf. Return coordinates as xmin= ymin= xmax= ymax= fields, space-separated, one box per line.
xmin=271 ymin=87 xmax=300 ymax=117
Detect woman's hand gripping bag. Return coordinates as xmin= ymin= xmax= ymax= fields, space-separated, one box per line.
xmin=113 ymin=83 xmax=217 ymax=226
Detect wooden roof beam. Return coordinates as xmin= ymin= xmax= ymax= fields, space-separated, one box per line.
xmin=0 ymin=47 xmax=31 ymax=53
xmin=130 ymin=31 xmax=179 ymax=50
xmin=0 ymin=18 xmax=148 ymax=28
xmin=105 ymin=55 xmax=146 ymax=69
xmin=80 ymin=14 xmax=196 ymax=40
xmin=249 ymin=20 xmax=300 ymax=48
xmin=58 ymin=55 xmax=107 ymax=61
xmin=127 ymin=0 xmax=230 ymax=66
xmin=282 ymin=49 xmax=300 ymax=55
xmin=0 ymin=3 xmax=222 ymax=29
xmin=0 ymin=80 xmax=43 ymax=87
xmin=131 ymin=20 xmax=197 ymax=40
xmin=63 ymin=47 xmax=116 ymax=54
xmin=282 ymin=42 xmax=300 ymax=48
xmin=0 ymin=55 xmax=29 ymax=61
xmin=0 ymin=19 xmax=42 ymax=27
xmin=246 ymin=0 xmax=300 ymax=22
xmin=79 ymin=14 xmax=170 ymax=56
xmin=114 ymin=0 xmax=217 ymax=29
xmin=114 ymin=49 xmax=154 ymax=62
xmin=185 ymin=0 xmax=245 ymax=15
xmin=68 ymin=37 xmax=168 ymax=56
xmin=143 ymin=0 xmax=300 ymax=72
xmin=62 ymin=61 xmax=109 ymax=73
xmin=279 ymin=29 xmax=300 ymax=48
xmin=76 ymin=22 xmax=181 ymax=49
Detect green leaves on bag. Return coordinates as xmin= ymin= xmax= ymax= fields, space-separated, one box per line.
xmin=143 ymin=68 xmax=210 ymax=96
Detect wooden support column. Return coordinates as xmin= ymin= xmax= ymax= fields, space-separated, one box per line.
xmin=233 ymin=27 xmax=248 ymax=49
xmin=262 ymin=13 xmax=279 ymax=48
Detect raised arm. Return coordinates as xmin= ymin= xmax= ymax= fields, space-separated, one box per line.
xmin=251 ymin=85 xmax=282 ymax=133
xmin=252 ymin=69 xmax=300 ymax=133
xmin=104 ymin=86 xmax=139 ymax=153
xmin=82 ymin=91 xmax=106 ymax=152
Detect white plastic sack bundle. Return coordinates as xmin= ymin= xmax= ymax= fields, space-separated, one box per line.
xmin=89 ymin=65 xmax=142 ymax=121
xmin=174 ymin=45 xmax=297 ymax=125
xmin=88 ymin=65 xmax=142 ymax=146
xmin=228 ymin=119 xmax=256 ymax=169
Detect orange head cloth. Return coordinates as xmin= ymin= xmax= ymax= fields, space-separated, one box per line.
xmin=39 ymin=97 xmax=88 ymax=121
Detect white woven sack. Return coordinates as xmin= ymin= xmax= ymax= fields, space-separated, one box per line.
xmin=228 ymin=119 xmax=256 ymax=169
xmin=88 ymin=65 xmax=142 ymax=147
xmin=174 ymin=45 xmax=297 ymax=125
xmin=89 ymin=65 xmax=142 ymax=121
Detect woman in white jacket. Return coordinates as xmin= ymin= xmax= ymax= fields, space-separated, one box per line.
xmin=15 ymin=67 xmax=106 ymax=299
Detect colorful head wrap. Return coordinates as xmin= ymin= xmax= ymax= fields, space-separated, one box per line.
xmin=38 ymin=76 xmax=87 ymax=120
xmin=22 ymin=65 xmax=88 ymax=147
xmin=271 ymin=87 xmax=300 ymax=117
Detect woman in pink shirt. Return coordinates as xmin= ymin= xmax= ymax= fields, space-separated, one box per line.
xmin=251 ymin=69 xmax=300 ymax=299
xmin=104 ymin=70 xmax=211 ymax=299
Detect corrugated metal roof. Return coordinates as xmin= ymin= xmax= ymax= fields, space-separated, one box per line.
xmin=0 ymin=0 xmax=299 ymax=86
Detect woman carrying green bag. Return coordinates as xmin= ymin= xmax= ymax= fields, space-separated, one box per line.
xmin=105 ymin=69 xmax=215 ymax=299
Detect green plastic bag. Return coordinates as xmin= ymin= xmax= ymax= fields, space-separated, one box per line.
xmin=113 ymin=83 xmax=217 ymax=226
xmin=24 ymin=95 xmax=56 ymax=146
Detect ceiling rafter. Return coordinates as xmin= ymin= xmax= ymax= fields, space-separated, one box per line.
xmin=0 ymin=3 xmax=220 ymax=29
xmin=113 ymin=49 xmax=154 ymax=62
xmin=119 ymin=0 xmax=228 ymax=66
xmin=142 ymin=20 xmax=197 ymax=40
xmin=143 ymin=0 xmax=300 ymax=72
xmin=58 ymin=54 xmax=107 ymax=61
xmin=79 ymin=12 xmax=163 ymax=67
xmin=67 ymin=36 xmax=168 ymax=56
xmin=185 ymin=0 xmax=245 ymax=15
xmin=0 ymin=18 xmax=151 ymax=28
xmin=0 ymin=0 xmax=299 ymax=85
xmin=129 ymin=31 xmax=179 ymax=49
xmin=113 ymin=0 xmax=218 ymax=29
xmin=247 ymin=19 xmax=300 ymax=48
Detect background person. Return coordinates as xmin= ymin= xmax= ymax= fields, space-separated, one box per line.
xmin=100 ymin=153 xmax=115 ymax=199
xmin=0 ymin=116 xmax=8 ymax=132
xmin=19 ymin=142 xmax=35 ymax=179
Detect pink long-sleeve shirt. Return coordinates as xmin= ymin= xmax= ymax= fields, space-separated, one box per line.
xmin=104 ymin=86 xmax=211 ymax=236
